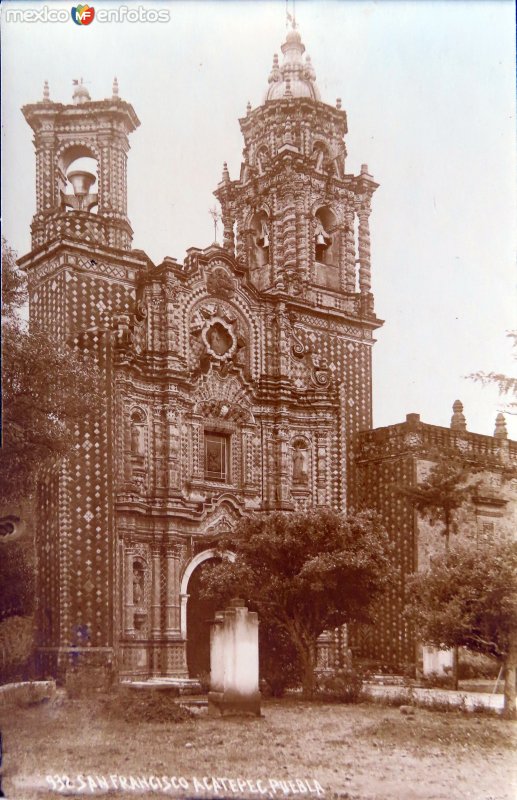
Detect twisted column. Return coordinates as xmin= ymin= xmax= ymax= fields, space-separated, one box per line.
xmin=345 ymin=210 xmax=356 ymax=292
xmin=358 ymin=203 xmax=372 ymax=294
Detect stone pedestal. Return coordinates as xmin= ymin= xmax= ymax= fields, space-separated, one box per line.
xmin=208 ymin=598 xmax=261 ymax=717
xmin=422 ymin=645 xmax=454 ymax=676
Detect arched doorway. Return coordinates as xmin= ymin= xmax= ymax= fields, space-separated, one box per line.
xmin=185 ymin=558 xmax=220 ymax=679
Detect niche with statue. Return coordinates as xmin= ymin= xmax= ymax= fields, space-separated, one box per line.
xmin=129 ymin=408 xmax=147 ymax=489
xmin=292 ymin=438 xmax=310 ymax=487
xmin=132 ymin=559 xmax=148 ymax=634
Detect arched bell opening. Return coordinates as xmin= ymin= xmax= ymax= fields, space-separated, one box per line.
xmin=314 ymin=206 xmax=338 ymax=267
xmin=250 ymin=210 xmax=270 ymax=268
xmin=58 ymin=147 xmax=99 ymax=213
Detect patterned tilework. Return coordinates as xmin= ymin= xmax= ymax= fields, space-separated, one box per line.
xmin=352 ymin=454 xmax=416 ymax=667
xmin=36 ymin=469 xmax=62 ymax=651
xmin=65 ymin=333 xmax=115 ymax=650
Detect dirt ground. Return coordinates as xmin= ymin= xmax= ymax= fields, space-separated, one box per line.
xmin=1 ymin=695 xmax=515 ymax=800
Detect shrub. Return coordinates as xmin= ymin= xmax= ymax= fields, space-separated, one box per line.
xmin=259 ymin=623 xmax=302 ymax=698
xmin=0 ymin=615 xmax=34 ymax=683
xmin=102 ymin=688 xmax=193 ymax=723
xmin=316 ymin=667 xmax=366 ymax=704
xmin=195 ymin=670 xmax=211 ymax=693
xmin=420 ymin=670 xmax=454 ymax=690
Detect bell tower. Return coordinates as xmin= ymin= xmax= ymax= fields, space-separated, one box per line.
xmin=215 ymin=24 xmax=383 ymax=513
xmin=19 ymin=80 xmax=146 ymax=683
xmin=23 ymin=78 xmax=138 ymax=252
xmin=215 ymin=25 xmax=378 ymax=303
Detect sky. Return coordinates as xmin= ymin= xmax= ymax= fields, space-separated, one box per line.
xmin=2 ymin=0 xmax=516 ymax=439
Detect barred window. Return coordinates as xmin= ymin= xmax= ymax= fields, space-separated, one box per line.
xmin=204 ymin=433 xmax=230 ymax=482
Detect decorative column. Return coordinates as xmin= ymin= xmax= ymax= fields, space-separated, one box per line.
xmin=124 ymin=548 xmax=135 ymax=636
xmin=275 ymin=304 xmax=291 ymax=377
xmin=166 ymin=409 xmax=181 ymax=493
xmin=357 ymin=202 xmax=371 ymax=295
xmin=242 ymin=426 xmax=259 ymax=496
xmin=151 ymin=548 xmax=161 ymax=638
xmin=273 ymin=426 xmax=292 ymax=510
xmin=165 ymin=547 xmax=181 ymax=635
xmin=295 ymin=188 xmax=309 ymax=285
xmin=344 ymin=210 xmax=356 ymax=293
xmin=280 ymin=189 xmax=296 ymax=287
xmin=154 ymin=405 xmax=167 ymax=492
xmin=316 ymin=435 xmax=328 ymax=507
xmin=191 ymin=421 xmax=203 ymax=482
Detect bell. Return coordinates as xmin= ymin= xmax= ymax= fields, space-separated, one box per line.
xmin=316 ymin=232 xmax=326 ymax=245
xmin=263 ymin=232 xmax=270 ymax=247
xmin=68 ymin=170 xmax=96 ymax=196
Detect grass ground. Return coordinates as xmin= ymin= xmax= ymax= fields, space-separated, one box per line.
xmin=1 ymin=694 xmax=516 ymax=800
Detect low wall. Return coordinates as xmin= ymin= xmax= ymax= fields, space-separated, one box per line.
xmin=0 ymin=680 xmax=56 ymax=707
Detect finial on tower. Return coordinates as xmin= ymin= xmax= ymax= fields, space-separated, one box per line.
xmin=286 ymin=0 xmax=296 ymax=30
xmin=43 ymin=80 xmax=50 ymax=102
xmin=336 ymin=97 xmax=342 ymax=110
xmin=450 ymin=399 xmax=467 ymax=431
xmin=72 ymin=78 xmax=91 ymax=105
xmin=222 ymin=162 xmax=230 ymax=182
xmin=494 ymin=412 xmax=508 ymax=440
xmin=246 ymin=100 xmax=252 ymax=115
xmin=209 ymin=206 xmax=221 ymax=245
xmin=112 ymin=77 xmax=119 ymax=99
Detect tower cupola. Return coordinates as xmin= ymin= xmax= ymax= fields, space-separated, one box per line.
xmin=265 ymin=25 xmax=320 ymax=102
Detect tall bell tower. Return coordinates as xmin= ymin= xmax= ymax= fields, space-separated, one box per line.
xmin=215 ymin=24 xmax=382 ymax=512
xmin=19 ymin=79 xmax=147 ymax=681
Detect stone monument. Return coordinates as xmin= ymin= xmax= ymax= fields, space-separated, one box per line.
xmin=208 ymin=598 xmax=261 ymax=716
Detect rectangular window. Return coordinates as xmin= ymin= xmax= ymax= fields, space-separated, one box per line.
xmin=204 ymin=433 xmax=229 ymax=482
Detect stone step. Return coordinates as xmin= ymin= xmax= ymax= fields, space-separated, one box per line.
xmin=121 ymin=678 xmax=203 ymax=696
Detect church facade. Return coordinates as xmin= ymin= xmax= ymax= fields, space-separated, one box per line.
xmin=19 ymin=27 xmax=516 ymax=683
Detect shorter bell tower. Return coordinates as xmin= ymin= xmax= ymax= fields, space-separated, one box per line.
xmin=23 ymin=77 xmax=139 ymax=251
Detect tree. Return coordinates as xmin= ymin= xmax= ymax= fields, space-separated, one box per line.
xmin=396 ymin=454 xmax=480 ymax=689
xmin=405 ymin=539 xmax=517 ymax=718
xmin=396 ymin=455 xmax=476 ymax=552
xmin=470 ymin=331 xmax=517 ymax=416
xmin=201 ymin=508 xmax=391 ymax=699
xmin=1 ymin=238 xmax=102 ymax=504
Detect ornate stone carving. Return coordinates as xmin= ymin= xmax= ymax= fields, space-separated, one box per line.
xmin=206 ymin=267 xmax=235 ymax=299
